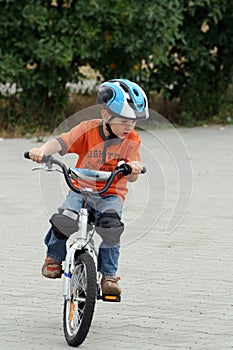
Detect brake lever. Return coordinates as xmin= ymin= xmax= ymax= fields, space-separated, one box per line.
xmin=32 ymin=164 xmax=54 ymax=171
xmin=32 ymin=157 xmax=53 ymax=171
xmin=32 ymin=165 xmax=45 ymax=171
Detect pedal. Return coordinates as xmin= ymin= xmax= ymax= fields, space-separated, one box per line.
xmin=102 ymin=294 xmax=121 ymax=302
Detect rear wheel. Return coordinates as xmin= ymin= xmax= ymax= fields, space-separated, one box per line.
xmin=63 ymin=253 xmax=97 ymax=347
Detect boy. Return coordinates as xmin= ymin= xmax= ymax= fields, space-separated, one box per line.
xmin=29 ymin=79 xmax=149 ymax=296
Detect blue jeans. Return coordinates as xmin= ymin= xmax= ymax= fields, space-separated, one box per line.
xmin=44 ymin=191 xmax=123 ymax=276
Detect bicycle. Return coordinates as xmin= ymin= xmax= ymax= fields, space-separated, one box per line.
xmin=24 ymin=152 xmax=146 ymax=347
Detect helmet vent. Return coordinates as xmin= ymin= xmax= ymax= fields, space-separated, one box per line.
xmin=119 ymin=83 xmax=128 ymax=93
xmin=133 ymin=88 xmax=139 ymax=96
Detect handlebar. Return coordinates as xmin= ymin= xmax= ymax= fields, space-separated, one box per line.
xmin=24 ymin=152 xmax=146 ymax=195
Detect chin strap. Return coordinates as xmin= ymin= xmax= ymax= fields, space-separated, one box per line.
xmin=105 ymin=122 xmax=118 ymax=139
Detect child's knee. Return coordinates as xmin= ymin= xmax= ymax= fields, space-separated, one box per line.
xmin=95 ymin=210 xmax=124 ymax=246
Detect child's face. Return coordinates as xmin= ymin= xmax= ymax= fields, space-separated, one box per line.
xmin=102 ymin=110 xmax=136 ymax=139
xmin=109 ymin=117 xmax=136 ymax=139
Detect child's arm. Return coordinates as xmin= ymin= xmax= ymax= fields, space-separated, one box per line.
xmin=29 ymin=138 xmax=62 ymax=163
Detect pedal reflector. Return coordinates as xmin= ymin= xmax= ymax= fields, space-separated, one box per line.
xmin=102 ymin=294 xmax=121 ymax=302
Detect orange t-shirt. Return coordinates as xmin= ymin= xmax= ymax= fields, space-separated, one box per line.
xmin=57 ymin=119 xmax=141 ymax=202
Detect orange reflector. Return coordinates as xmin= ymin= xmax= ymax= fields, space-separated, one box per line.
xmin=104 ymin=295 xmax=117 ymax=300
xmin=69 ymin=302 xmax=75 ymax=322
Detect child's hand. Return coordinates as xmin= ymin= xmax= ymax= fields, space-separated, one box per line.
xmin=29 ymin=148 xmax=46 ymax=163
xmin=127 ymin=161 xmax=143 ymax=175
xmin=28 ymin=139 xmax=62 ymax=163
xmin=125 ymin=161 xmax=143 ymax=182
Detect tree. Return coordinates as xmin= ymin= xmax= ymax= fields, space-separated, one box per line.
xmin=135 ymin=0 xmax=233 ymax=123
xmin=84 ymin=1 xmax=183 ymax=81
xmin=0 ymin=1 xmax=81 ymax=131
xmin=0 ymin=0 xmax=183 ymax=131
xmin=0 ymin=0 xmax=233 ymax=131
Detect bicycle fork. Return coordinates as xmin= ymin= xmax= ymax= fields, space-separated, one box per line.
xmin=63 ymin=208 xmax=89 ymax=300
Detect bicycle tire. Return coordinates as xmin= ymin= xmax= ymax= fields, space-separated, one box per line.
xmin=63 ymin=252 xmax=97 ymax=347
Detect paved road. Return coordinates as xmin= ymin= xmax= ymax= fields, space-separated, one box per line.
xmin=1 ymin=125 xmax=233 ymax=350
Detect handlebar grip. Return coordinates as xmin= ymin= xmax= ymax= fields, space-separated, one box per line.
xmin=118 ymin=163 xmax=147 ymax=175
xmin=141 ymin=166 xmax=147 ymax=174
xmin=24 ymin=151 xmax=31 ymax=159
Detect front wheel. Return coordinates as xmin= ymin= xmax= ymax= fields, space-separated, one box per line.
xmin=63 ymin=253 xmax=97 ymax=347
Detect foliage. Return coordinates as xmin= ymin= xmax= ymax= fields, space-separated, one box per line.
xmin=83 ymin=1 xmax=183 ymax=80
xmin=0 ymin=0 xmax=183 ymax=132
xmin=134 ymin=0 xmax=233 ymax=123
xmin=0 ymin=0 xmax=233 ymax=133
xmin=0 ymin=0 xmax=83 ymax=132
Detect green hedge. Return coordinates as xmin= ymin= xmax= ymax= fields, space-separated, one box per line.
xmin=0 ymin=0 xmax=233 ymax=134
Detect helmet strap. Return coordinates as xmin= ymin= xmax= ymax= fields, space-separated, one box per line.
xmin=105 ymin=122 xmax=118 ymax=139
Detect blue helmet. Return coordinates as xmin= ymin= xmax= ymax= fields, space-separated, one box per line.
xmin=97 ymin=79 xmax=149 ymax=120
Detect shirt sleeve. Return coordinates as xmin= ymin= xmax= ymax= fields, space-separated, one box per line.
xmin=56 ymin=122 xmax=86 ymax=155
